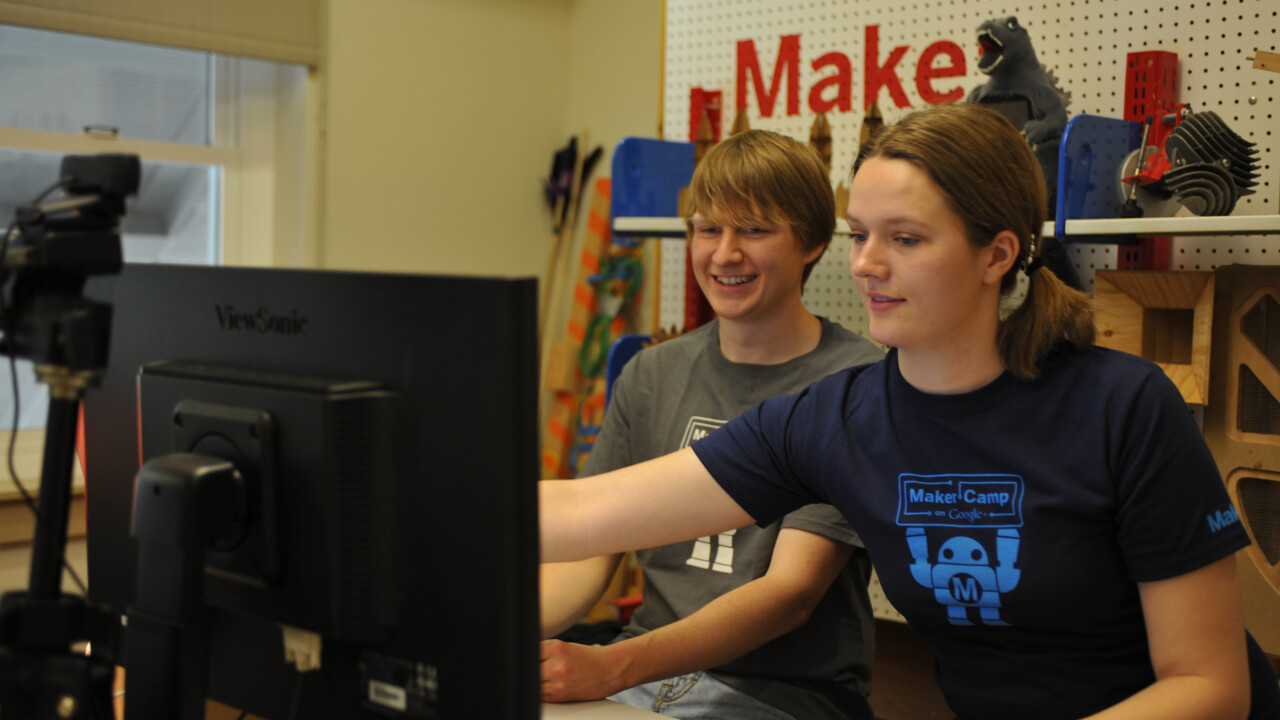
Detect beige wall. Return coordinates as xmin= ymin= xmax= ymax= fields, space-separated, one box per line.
xmin=320 ymin=0 xmax=664 ymax=280
xmin=565 ymin=1 xmax=665 ymax=191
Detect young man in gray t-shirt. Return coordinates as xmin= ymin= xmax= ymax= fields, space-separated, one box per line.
xmin=540 ymin=129 xmax=884 ymax=720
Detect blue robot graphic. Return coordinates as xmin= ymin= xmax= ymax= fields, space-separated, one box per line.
xmin=907 ymin=527 xmax=1022 ymax=626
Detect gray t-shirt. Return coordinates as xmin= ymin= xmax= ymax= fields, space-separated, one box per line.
xmin=579 ymin=317 xmax=884 ymax=719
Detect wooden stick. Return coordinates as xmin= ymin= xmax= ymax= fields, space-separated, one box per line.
xmin=539 ymin=130 xmax=590 ymax=436
xmin=1252 ymin=50 xmax=1280 ymax=74
xmin=547 ymin=129 xmax=589 ymax=348
xmin=539 ymin=193 xmax=566 ymax=343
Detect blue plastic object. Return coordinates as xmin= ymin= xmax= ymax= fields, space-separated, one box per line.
xmin=611 ymin=137 xmax=694 ymax=222
xmin=1054 ymin=114 xmax=1144 ymax=242
xmin=605 ymin=333 xmax=651 ymax=408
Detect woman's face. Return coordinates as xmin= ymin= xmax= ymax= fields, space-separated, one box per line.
xmin=845 ymin=157 xmax=1010 ymax=357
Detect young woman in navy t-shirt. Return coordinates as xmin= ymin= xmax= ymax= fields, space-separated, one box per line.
xmin=539 ymin=103 xmax=1280 ymax=720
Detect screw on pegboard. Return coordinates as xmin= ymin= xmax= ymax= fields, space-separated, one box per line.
xmin=1120 ymin=51 xmax=1179 ymax=271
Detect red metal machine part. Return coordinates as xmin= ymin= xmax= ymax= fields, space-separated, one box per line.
xmin=1119 ymin=50 xmax=1180 ymax=270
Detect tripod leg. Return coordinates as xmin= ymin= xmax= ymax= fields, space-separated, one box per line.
xmin=28 ymin=394 xmax=80 ymax=600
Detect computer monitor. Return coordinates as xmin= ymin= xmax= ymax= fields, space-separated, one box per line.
xmin=81 ymin=263 xmax=541 ymax=719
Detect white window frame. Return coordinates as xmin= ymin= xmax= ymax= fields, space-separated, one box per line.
xmin=0 ymin=52 xmax=322 ymax=519
xmin=0 ymin=56 xmax=319 ymax=268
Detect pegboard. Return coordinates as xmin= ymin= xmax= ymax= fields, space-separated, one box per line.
xmin=658 ymin=0 xmax=1280 ymax=329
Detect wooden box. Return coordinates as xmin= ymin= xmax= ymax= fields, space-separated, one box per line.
xmin=1094 ymin=270 xmax=1214 ymax=405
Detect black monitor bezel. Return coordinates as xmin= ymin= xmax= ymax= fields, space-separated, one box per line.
xmin=82 ymin=263 xmax=541 ymax=719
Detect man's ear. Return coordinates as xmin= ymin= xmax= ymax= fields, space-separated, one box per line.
xmin=984 ymin=231 xmax=1020 ymax=286
xmin=802 ymin=241 xmax=828 ymax=266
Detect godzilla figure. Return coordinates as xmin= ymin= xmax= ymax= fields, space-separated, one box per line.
xmin=968 ymin=15 xmax=1080 ymax=290
xmin=968 ymin=16 xmax=1068 ymax=201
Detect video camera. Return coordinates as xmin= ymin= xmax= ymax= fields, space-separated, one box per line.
xmin=0 ymin=152 xmax=139 ymax=720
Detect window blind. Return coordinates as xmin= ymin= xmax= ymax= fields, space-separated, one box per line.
xmin=0 ymin=0 xmax=321 ymax=67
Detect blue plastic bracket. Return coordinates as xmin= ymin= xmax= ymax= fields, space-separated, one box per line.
xmin=610 ymin=137 xmax=694 ymax=236
xmin=1054 ymin=114 xmax=1144 ymax=243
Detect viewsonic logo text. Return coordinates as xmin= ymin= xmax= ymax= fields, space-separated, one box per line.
xmin=214 ymin=305 xmax=309 ymax=336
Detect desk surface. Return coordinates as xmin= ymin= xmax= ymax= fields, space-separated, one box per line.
xmin=543 ymin=700 xmax=664 ymax=718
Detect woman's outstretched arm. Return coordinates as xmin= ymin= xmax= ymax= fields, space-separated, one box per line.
xmin=540 ymin=447 xmax=756 ymax=563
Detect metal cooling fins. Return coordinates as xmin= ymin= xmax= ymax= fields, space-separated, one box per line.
xmin=1160 ymin=163 xmax=1238 ymax=216
xmin=1162 ymin=110 xmax=1259 ymax=216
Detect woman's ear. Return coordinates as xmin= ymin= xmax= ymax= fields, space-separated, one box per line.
xmin=984 ymin=231 xmax=1020 ymax=286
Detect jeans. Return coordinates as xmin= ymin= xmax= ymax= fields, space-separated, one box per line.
xmin=609 ymin=671 xmax=796 ymax=719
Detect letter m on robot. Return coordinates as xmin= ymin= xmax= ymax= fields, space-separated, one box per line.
xmin=950 ymin=575 xmax=982 ymax=603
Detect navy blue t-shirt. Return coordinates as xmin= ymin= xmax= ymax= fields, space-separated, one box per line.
xmin=692 ymin=347 xmax=1252 ymax=720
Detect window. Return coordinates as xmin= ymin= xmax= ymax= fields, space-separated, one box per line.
xmin=0 ymin=23 xmax=312 ymax=479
